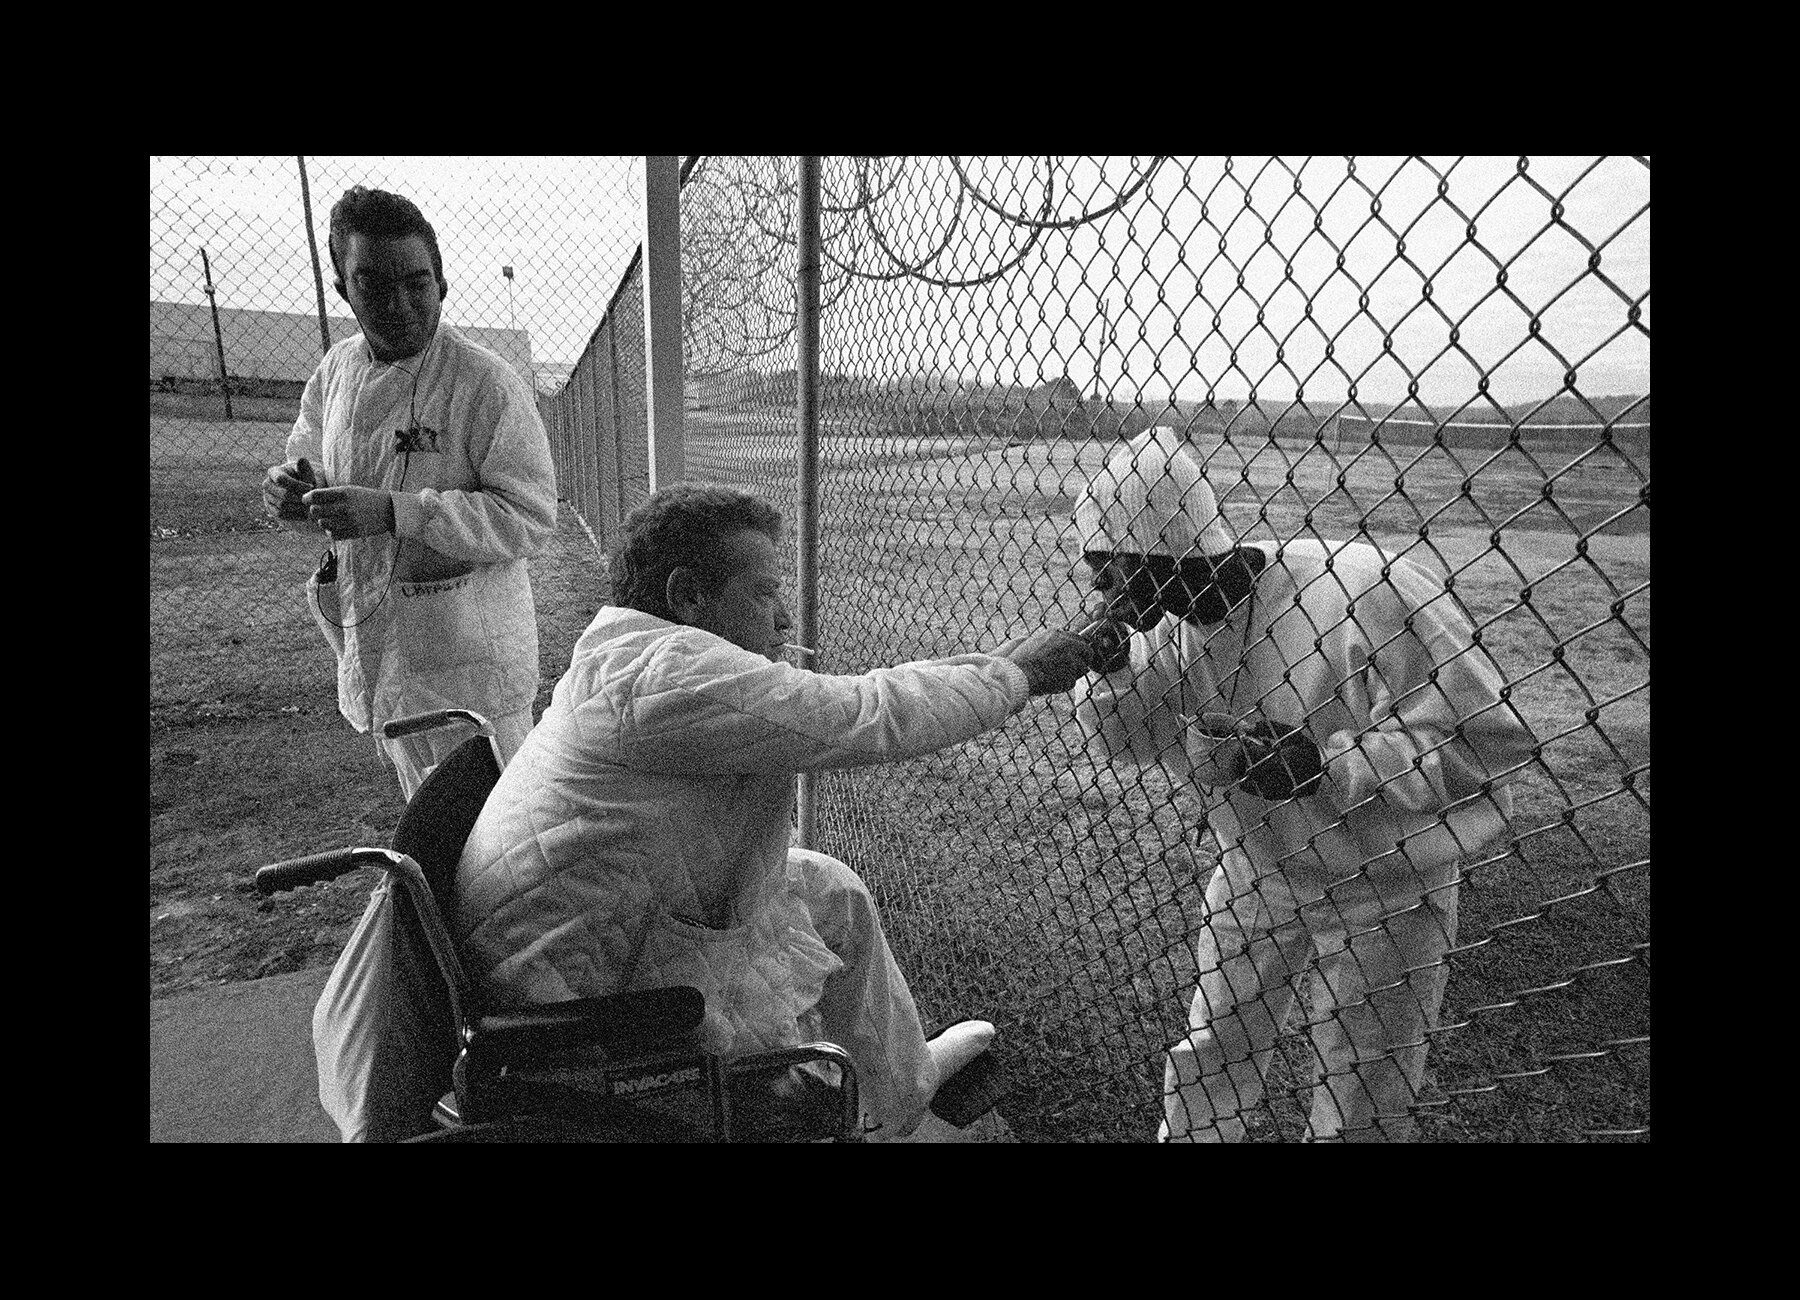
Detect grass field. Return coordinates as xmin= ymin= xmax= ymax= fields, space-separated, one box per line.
xmin=724 ymin=421 xmax=1649 ymax=1142
xmin=150 ymin=409 xmax=1649 ymax=1141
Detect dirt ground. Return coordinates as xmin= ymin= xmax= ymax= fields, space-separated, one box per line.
xmin=151 ymin=489 xmax=608 ymax=1001
xmin=150 ymin=701 xmax=409 ymax=999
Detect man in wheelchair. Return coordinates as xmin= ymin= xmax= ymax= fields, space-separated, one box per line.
xmin=453 ymin=483 xmax=1093 ymax=1139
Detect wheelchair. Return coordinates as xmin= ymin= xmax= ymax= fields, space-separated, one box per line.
xmin=256 ymin=708 xmax=865 ymax=1143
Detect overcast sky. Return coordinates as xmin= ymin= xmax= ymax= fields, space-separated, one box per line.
xmin=150 ymin=155 xmax=1648 ymax=408
xmin=797 ymin=155 xmax=1649 ymax=407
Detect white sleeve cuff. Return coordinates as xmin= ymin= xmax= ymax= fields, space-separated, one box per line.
xmin=390 ymin=490 xmax=424 ymax=539
xmin=993 ymin=656 xmax=1032 ymax=711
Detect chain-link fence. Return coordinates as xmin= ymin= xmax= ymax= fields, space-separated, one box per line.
xmin=678 ymin=156 xmax=1649 ymax=1141
xmin=537 ymin=248 xmax=647 ymax=551
xmin=150 ymin=156 xmax=1648 ymax=1141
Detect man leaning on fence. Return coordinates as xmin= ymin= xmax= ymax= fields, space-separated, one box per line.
xmin=262 ymin=186 xmax=558 ymax=798
xmin=1073 ymin=427 xmax=1537 ymax=1142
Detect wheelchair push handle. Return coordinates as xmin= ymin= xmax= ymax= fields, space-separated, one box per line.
xmin=382 ymin=708 xmax=493 ymax=740
xmin=256 ymin=847 xmax=403 ymax=894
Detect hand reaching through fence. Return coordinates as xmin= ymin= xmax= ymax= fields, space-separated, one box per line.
xmin=991 ymin=627 xmax=1094 ymax=696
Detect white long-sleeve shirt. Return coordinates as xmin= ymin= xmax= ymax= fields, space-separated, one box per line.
xmin=287 ymin=325 xmax=558 ymax=731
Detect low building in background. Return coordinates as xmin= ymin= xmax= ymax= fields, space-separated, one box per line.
xmin=150 ymin=301 xmax=534 ymax=395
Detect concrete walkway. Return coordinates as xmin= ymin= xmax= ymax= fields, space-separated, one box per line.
xmin=149 ymin=967 xmax=1012 ymax=1143
xmin=150 ymin=968 xmax=339 ymax=1143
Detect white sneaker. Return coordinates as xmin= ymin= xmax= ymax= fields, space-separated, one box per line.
xmin=927 ymin=1019 xmax=996 ymax=1085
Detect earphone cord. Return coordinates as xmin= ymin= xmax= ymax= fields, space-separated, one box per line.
xmin=315 ymin=361 xmax=421 ymax=630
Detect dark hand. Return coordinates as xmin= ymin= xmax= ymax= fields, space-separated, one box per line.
xmin=263 ymin=457 xmax=316 ymax=521
xmin=997 ymin=628 xmax=1094 ymax=696
xmin=1237 ymin=719 xmax=1324 ymax=801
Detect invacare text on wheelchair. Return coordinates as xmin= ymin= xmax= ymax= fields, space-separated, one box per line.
xmin=256 ymin=707 xmax=867 ymax=1142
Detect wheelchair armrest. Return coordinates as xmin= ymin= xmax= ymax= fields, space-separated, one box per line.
xmin=382 ymin=708 xmax=492 ymax=739
xmin=471 ymin=986 xmax=707 ymax=1062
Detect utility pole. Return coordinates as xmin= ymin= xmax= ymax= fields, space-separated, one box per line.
xmin=502 ymin=264 xmax=537 ymax=395
xmin=297 ymin=156 xmax=333 ymax=361
xmin=201 ymin=247 xmax=232 ymax=420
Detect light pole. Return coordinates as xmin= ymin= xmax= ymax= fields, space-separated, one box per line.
xmin=502 ymin=264 xmax=537 ymax=394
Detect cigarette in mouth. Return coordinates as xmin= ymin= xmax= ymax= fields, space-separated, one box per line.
xmin=782 ymin=643 xmax=816 ymax=657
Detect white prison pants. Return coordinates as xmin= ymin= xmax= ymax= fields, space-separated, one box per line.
xmin=1160 ymin=857 xmax=1459 ymax=1143
xmin=377 ymin=707 xmax=534 ymax=802
xmin=787 ymin=848 xmax=940 ymax=1141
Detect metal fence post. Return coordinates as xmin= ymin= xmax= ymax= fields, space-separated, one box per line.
xmin=642 ymin=156 xmax=684 ymax=491
xmin=795 ymin=155 xmax=822 ymax=849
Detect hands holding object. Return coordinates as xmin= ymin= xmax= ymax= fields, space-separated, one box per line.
xmin=304 ymin=484 xmax=396 ymax=539
xmin=1192 ymin=711 xmax=1324 ymax=800
xmin=262 ymin=457 xmax=395 ymax=539
xmin=1072 ymin=599 xmax=1322 ymax=800
xmin=263 ymin=456 xmax=317 ymax=521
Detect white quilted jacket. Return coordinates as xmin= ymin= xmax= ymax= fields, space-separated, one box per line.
xmin=454 ymin=606 xmax=1031 ymax=1097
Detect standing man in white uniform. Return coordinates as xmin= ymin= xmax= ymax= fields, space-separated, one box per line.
xmin=263 ymin=186 xmax=559 ymax=797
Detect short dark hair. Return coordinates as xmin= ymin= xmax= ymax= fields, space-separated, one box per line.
xmin=327 ymin=186 xmax=444 ymax=287
xmin=611 ymin=484 xmax=784 ymax=619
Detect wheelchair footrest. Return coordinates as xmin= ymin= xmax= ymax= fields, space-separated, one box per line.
xmin=928 ymin=1051 xmax=1008 ymax=1128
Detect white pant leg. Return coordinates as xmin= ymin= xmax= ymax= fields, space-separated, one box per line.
xmin=1303 ymin=881 xmax=1460 ymax=1142
xmin=787 ymin=848 xmax=936 ymax=1140
xmin=378 ymin=707 xmax=533 ymax=801
xmin=1161 ymin=863 xmax=1315 ymax=1143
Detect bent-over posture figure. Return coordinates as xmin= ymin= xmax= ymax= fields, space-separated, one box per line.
xmin=1074 ymin=428 xmax=1536 ymax=1141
